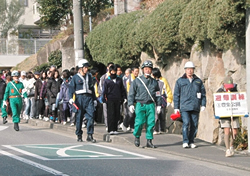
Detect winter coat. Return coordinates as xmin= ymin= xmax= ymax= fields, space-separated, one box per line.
xmin=174 ymin=74 xmax=206 ymax=112
xmin=0 ymin=79 xmax=6 ymax=99
xmin=59 ymin=78 xmax=71 ymax=102
xmin=128 ymin=75 xmax=161 ymax=106
xmin=23 ymin=78 xmax=36 ymax=97
xmin=46 ymin=77 xmax=62 ymax=104
xmin=102 ymin=76 xmax=126 ymax=102
xmin=35 ymin=79 xmax=43 ymax=99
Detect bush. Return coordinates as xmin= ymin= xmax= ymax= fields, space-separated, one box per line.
xmin=48 ymin=50 xmax=62 ymax=68
xmin=85 ymin=0 xmax=246 ymax=65
xmin=179 ymin=0 xmax=213 ymax=46
xmin=207 ymin=0 xmax=245 ymax=50
xmin=33 ymin=63 xmax=50 ymax=72
xmin=86 ymin=10 xmax=147 ymax=67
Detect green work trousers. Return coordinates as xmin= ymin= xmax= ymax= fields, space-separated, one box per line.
xmin=133 ymin=102 xmax=155 ymax=139
xmin=0 ymin=99 xmax=7 ymax=118
xmin=9 ymin=97 xmax=22 ymax=123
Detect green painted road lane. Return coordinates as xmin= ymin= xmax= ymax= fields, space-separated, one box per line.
xmin=3 ymin=144 xmax=155 ymax=160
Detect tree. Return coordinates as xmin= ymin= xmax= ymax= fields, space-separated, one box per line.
xmin=37 ymin=0 xmax=113 ymax=28
xmin=37 ymin=0 xmax=73 ymax=28
xmin=0 ymin=0 xmax=25 ymax=37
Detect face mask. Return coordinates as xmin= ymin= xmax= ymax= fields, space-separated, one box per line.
xmin=14 ymin=78 xmax=19 ymax=83
xmin=110 ymin=74 xmax=117 ymax=79
xmin=144 ymin=73 xmax=151 ymax=77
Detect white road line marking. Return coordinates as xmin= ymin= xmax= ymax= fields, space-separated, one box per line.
xmin=2 ymin=145 xmax=49 ymax=160
xmin=0 ymin=126 xmax=8 ymax=131
xmin=0 ymin=150 xmax=69 ymax=176
xmin=92 ymin=144 xmax=155 ymax=159
xmin=56 ymin=145 xmax=118 ymax=157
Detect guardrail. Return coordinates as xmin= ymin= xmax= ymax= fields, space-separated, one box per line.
xmin=0 ymin=38 xmax=51 ymax=55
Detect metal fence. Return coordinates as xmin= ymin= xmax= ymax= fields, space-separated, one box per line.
xmin=0 ymin=38 xmax=51 ymax=55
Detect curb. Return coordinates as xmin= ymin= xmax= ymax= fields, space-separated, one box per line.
xmin=27 ymin=119 xmax=132 ymax=144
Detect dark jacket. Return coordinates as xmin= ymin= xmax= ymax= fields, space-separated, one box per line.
xmin=69 ymin=73 xmax=96 ymax=100
xmin=0 ymin=79 xmax=6 ymax=100
xmin=39 ymin=81 xmax=47 ymax=99
xmin=102 ymin=76 xmax=126 ymax=102
xmin=128 ymin=75 xmax=161 ymax=106
xmin=46 ymin=78 xmax=62 ymax=104
xmin=35 ymin=79 xmax=43 ymax=99
xmin=174 ymin=74 xmax=206 ymax=112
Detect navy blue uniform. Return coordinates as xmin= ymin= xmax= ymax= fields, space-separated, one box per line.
xmin=69 ymin=73 xmax=96 ymax=136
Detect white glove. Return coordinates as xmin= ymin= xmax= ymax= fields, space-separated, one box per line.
xmin=129 ymin=105 xmax=135 ymax=113
xmin=174 ymin=109 xmax=179 ymax=114
xmin=69 ymin=99 xmax=74 ymax=105
xmin=123 ymin=99 xmax=127 ymax=104
xmin=201 ymin=106 xmax=206 ymax=111
xmin=167 ymin=102 xmax=171 ymax=107
xmin=2 ymin=101 xmax=7 ymax=108
xmin=157 ymin=106 xmax=161 ymax=114
xmin=94 ymin=100 xmax=97 ymax=107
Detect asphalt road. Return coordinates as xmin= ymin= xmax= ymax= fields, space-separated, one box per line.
xmin=0 ymin=122 xmax=250 ymax=176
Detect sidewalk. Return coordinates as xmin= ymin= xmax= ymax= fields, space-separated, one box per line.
xmin=3 ymin=117 xmax=250 ymax=171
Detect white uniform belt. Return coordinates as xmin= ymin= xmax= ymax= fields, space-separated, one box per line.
xmin=75 ymin=90 xmax=92 ymax=94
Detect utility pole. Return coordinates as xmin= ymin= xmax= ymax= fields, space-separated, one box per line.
xmin=89 ymin=12 xmax=92 ymax=32
xmin=73 ymin=0 xmax=84 ymax=65
xmin=246 ymin=7 xmax=250 ymax=153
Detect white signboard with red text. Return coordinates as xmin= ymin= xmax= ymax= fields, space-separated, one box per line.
xmin=213 ymin=92 xmax=248 ymax=118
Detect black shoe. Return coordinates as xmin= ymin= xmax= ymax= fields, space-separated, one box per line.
xmin=146 ymin=139 xmax=156 ymax=148
xmin=86 ymin=134 xmax=96 ymax=143
xmin=3 ymin=117 xmax=7 ymax=124
xmin=14 ymin=123 xmax=19 ymax=131
xmin=77 ymin=135 xmax=83 ymax=142
xmin=134 ymin=137 xmax=140 ymax=147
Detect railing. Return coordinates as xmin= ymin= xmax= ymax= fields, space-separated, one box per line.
xmin=0 ymin=38 xmax=51 ymax=55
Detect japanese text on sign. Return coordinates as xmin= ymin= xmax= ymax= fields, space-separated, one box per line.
xmin=213 ymin=92 xmax=248 ymax=118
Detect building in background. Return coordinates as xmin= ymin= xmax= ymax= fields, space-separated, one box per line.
xmin=0 ymin=0 xmax=59 ymax=69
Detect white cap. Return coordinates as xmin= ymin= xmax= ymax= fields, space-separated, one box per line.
xmin=21 ymin=71 xmax=26 ymax=76
xmin=184 ymin=61 xmax=195 ymax=69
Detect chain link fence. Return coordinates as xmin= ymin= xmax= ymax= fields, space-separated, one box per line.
xmin=0 ymin=38 xmax=51 ymax=55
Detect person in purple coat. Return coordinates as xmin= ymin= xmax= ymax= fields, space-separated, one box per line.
xmin=58 ymin=70 xmax=72 ymax=125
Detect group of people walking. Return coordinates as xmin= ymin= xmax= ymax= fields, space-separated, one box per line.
xmin=0 ymin=59 xmax=239 ymax=156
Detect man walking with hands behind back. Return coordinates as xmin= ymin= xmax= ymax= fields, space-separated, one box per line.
xmin=174 ymin=61 xmax=206 ymax=149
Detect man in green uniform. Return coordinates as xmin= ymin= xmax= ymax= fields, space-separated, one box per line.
xmin=128 ymin=60 xmax=162 ymax=148
xmin=3 ymin=70 xmax=28 ymax=131
xmin=0 ymin=70 xmax=7 ymax=124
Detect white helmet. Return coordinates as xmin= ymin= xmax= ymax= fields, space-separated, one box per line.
xmin=78 ymin=59 xmax=89 ymax=68
xmin=11 ymin=70 xmax=19 ymax=77
xmin=184 ymin=61 xmax=195 ymax=69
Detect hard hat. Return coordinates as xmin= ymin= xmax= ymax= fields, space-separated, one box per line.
xmin=184 ymin=61 xmax=195 ymax=69
xmin=141 ymin=60 xmax=153 ymax=69
xmin=78 ymin=59 xmax=89 ymax=68
xmin=11 ymin=70 xmax=19 ymax=77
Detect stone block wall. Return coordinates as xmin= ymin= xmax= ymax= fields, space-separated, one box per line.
xmin=140 ymin=42 xmax=247 ymax=145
